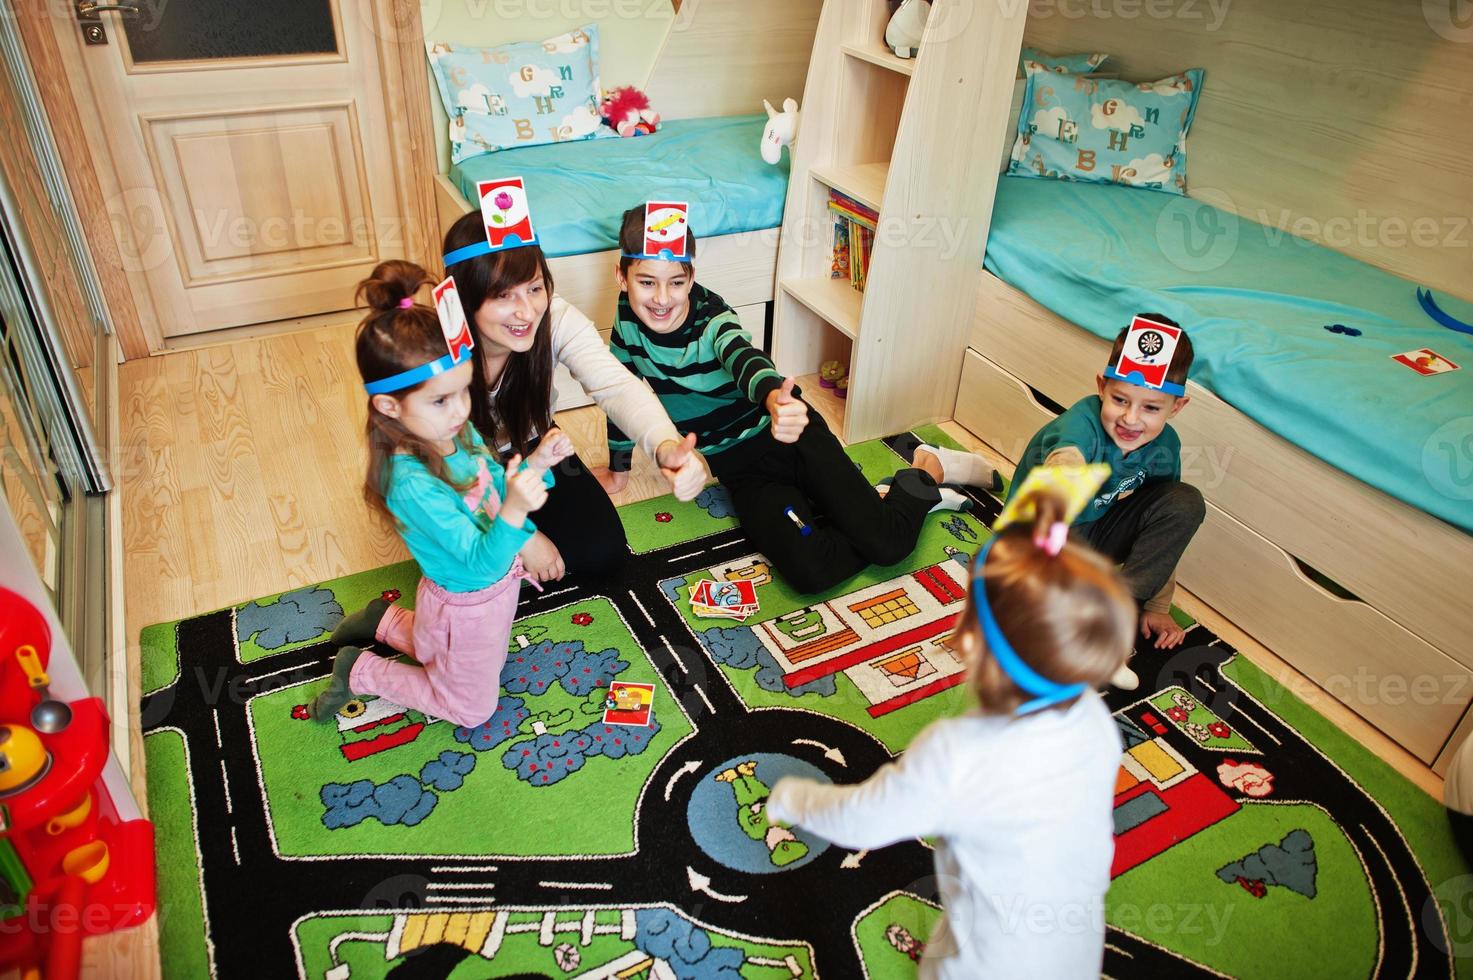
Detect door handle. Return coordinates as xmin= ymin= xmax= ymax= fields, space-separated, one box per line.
xmin=77 ymin=1 xmax=141 ymax=15
xmin=75 ymin=0 xmax=140 ymax=45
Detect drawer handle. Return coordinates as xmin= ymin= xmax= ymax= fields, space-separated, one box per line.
xmin=1288 ymin=555 xmax=1364 ymax=605
xmin=1023 ymin=382 xmax=1065 ymax=417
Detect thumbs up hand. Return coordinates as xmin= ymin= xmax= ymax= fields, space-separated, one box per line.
xmin=656 ymin=432 xmax=708 ymax=502
xmin=765 ymin=377 xmax=809 ymax=444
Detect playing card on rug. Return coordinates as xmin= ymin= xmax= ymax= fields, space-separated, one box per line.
xmin=709 ymin=580 xmax=758 ymax=608
xmin=602 ymin=681 xmax=655 ymax=726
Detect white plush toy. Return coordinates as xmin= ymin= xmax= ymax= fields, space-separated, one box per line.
xmin=885 ymin=0 xmax=931 ymax=59
xmin=761 ymin=98 xmax=800 ymax=165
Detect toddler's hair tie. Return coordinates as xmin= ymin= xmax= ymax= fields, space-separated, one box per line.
xmin=398 ymin=297 xmax=414 ymax=309
xmin=1034 ymin=520 xmax=1068 ymax=556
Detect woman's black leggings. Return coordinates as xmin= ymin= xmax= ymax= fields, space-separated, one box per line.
xmin=526 ymin=447 xmax=630 ymax=578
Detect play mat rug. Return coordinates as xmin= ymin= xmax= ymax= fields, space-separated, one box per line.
xmin=139 ymin=427 xmax=1470 ymax=979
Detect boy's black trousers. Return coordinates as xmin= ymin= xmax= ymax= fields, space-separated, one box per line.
xmin=707 ymin=407 xmax=940 ymax=594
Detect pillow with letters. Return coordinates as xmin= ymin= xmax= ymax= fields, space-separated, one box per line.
xmin=1007 ymin=68 xmax=1205 ymax=195
xmin=427 ymin=25 xmax=613 ymax=165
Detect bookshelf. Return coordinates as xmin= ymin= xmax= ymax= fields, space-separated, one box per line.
xmin=771 ymin=0 xmax=1027 ymax=442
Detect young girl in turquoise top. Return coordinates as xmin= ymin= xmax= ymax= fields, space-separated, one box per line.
xmin=310 ymin=260 xmax=573 ymax=727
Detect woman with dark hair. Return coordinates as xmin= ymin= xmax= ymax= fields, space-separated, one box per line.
xmin=442 ymin=209 xmax=707 ymax=581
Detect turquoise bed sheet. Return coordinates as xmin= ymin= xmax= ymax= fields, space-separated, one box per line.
xmin=983 ymin=176 xmax=1473 ymax=532
xmin=449 ymin=115 xmax=787 ymax=259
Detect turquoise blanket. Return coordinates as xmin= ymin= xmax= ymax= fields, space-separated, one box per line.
xmin=450 ymin=115 xmax=788 ymax=259
xmin=984 ymin=176 xmax=1473 ymax=533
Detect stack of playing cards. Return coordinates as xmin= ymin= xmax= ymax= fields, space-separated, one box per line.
xmin=690 ymin=579 xmax=759 ymax=621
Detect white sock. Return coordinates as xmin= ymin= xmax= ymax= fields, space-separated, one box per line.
xmin=1110 ymin=664 xmax=1140 ymax=691
xmin=918 ymin=444 xmax=997 ymax=489
xmin=876 ymin=480 xmax=972 ymax=513
xmin=930 ymin=487 xmax=973 ymax=513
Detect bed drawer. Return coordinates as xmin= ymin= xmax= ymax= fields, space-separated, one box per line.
xmin=1178 ymin=501 xmax=1470 ymax=764
xmin=970 ymin=271 xmax=1473 ymax=668
xmin=955 ymin=346 xmax=1058 ymax=461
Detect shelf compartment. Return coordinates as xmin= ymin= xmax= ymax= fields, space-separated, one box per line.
xmin=780 ymin=277 xmax=862 ymax=339
xmin=796 ymin=371 xmax=847 ymax=432
xmin=811 ymin=162 xmax=888 ymax=212
xmin=840 ymin=40 xmax=915 ymax=77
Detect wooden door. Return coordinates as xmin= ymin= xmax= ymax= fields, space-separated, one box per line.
xmin=66 ymin=0 xmax=407 ymax=340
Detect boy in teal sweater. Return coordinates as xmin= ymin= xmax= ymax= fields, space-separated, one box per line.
xmin=1010 ymin=314 xmax=1205 ymax=665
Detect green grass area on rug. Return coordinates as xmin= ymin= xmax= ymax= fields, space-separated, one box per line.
xmin=249 ymin=597 xmax=691 ymax=858
xmin=1224 ymin=655 xmax=1473 ymax=975
xmin=144 ymin=729 xmax=212 ymax=978
xmin=1110 ymin=800 xmax=1378 ymax=975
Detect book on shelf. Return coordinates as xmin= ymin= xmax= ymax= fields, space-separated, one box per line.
xmin=829 ymin=189 xmax=877 ymax=292
xmin=830 ymin=216 xmax=850 ymax=280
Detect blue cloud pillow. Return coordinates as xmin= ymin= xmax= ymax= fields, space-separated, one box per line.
xmin=1008 ymin=68 xmax=1206 ymax=195
xmin=427 ymin=26 xmax=613 ymax=164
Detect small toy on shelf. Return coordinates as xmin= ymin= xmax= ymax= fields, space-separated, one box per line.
xmin=598 ymin=86 xmax=660 ymax=137
xmin=819 ymin=360 xmax=847 ymax=388
xmin=836 ymin=377 xmax=849 ymax=400
xmin=885 ymin=0 xmax=931 ymax=58
xmin=760 ymin=97 xmax=800 ymax=165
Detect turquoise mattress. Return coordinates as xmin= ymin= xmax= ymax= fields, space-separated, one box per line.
xmin=449 ymin=115 xmax=788 ymax=259
xmin=983 ymin=176 xmax=1473 ymax=532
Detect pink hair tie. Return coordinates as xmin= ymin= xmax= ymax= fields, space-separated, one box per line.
xmin=1034 ymin=521 xmax=1068 ymax=556
xmin=398 ymin=297 xmax=414 ymax=309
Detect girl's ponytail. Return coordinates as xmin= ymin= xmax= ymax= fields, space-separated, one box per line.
xmin=356 ymin=259 xmax=432 ymax=313
xmin=953 ymin=491 xmax=1136 ymax=714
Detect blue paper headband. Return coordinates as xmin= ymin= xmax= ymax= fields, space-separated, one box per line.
xmin=364 ymin=345 xmax=473 ymax=396
xmin=973 ymin=536 xmax=1089 ymax=715
xmin=1417 ymin=287 xmax=1473 ymax=337
xmin=621 ymin=247 xmax=689 ymax=263
xmin=1102 ymin=365 xmax=1186 ymax=397
xmin=443 ymin=231 xmax=538 ymax=268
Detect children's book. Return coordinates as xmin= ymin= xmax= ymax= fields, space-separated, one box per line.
xmin=831 ymin=217 xmax=850 ymax=280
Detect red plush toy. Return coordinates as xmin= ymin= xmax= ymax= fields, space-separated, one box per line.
xmin=599 ymin=86 xmax=661 ymax=137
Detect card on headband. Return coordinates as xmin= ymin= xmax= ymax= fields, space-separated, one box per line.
xmin=1104 ymin=315 xmax=1185 ymax=396
xmin=363 ymin=278 xmax=474 ymax=395
xmin=433 ymin=276 xmax=474 ymax=362
xmin=628 ymin=201 xmax=689 ymax=261
xmin=476 ymin=176 xmax=537 ymax=251
xmin=993 ymin=463 xmax=1111 ymax=533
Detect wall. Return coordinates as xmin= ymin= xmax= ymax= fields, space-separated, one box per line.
xmin=1023 ymin=0 xmax=1473 ymax=301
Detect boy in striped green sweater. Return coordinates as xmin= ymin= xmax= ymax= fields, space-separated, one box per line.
xmin=597 ymin=204 xmax=995 ymax=594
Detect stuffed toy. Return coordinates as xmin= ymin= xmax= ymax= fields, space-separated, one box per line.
xmin=761 ymin=98 xmax=800 ymax=165
xmin=599 ymin=86 xmax=660 ymax=137
xmin=885 ymin=0 xmax=931 ymax=58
